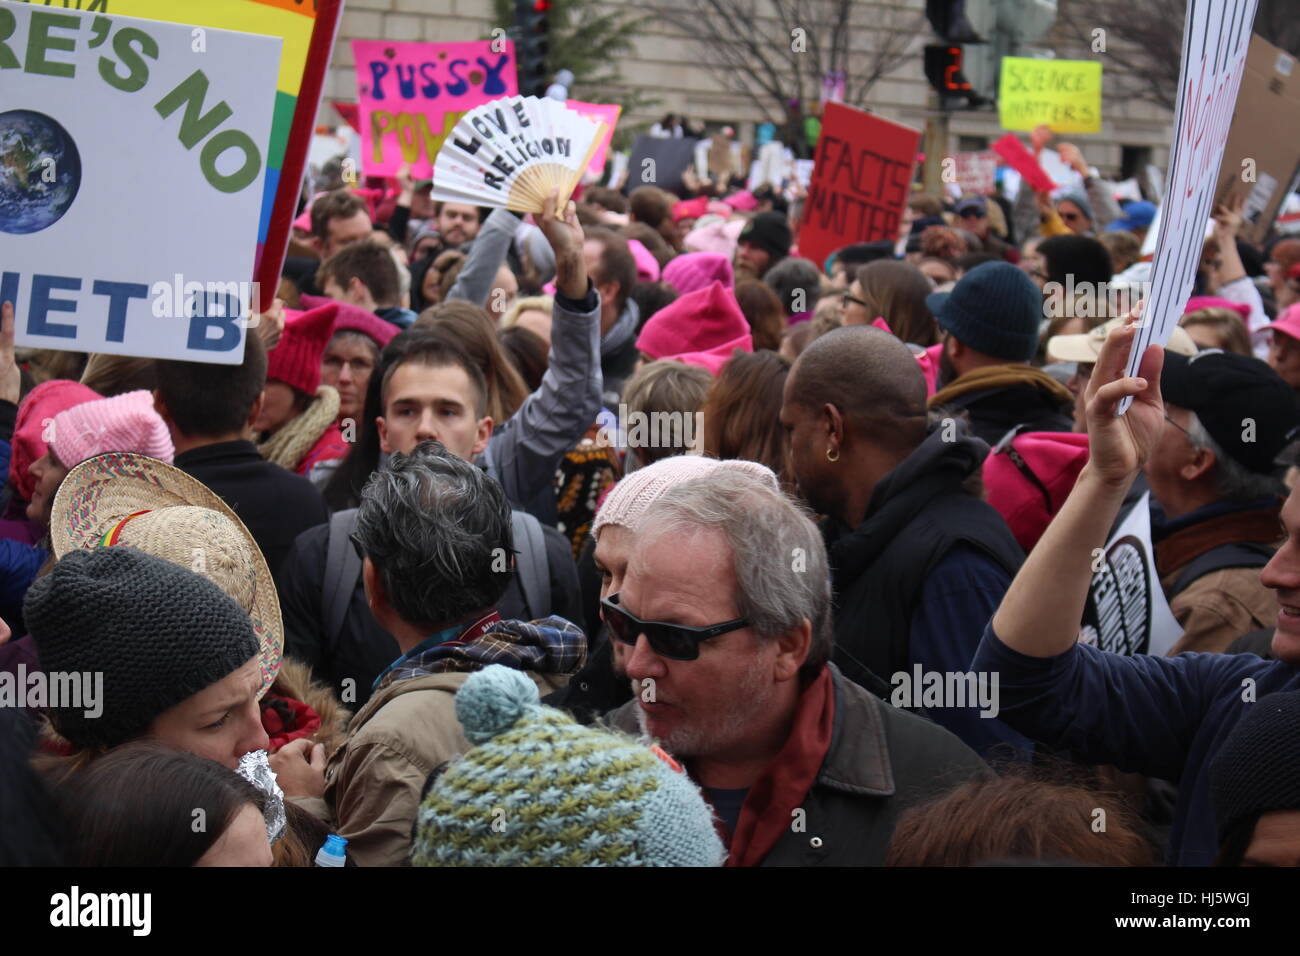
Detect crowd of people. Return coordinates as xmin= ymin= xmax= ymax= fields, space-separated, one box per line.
xmin=3 ymin=125 xmax=1300 ymax=869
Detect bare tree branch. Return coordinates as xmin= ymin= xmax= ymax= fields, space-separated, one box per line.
xmin=1059 ymin=0 xmax=1185 ymax=111
xmin=644 ymin=0 xmax=926 ymax=154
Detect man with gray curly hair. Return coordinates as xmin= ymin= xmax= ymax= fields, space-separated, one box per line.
xmin=274 ymin=441 xmax=586 ymax=866
xmin=603 ymin=470 xmax=987 ymax=866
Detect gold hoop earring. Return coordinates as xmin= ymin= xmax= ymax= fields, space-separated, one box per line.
xmin=826 ymin=447 xmax=839 ymax=463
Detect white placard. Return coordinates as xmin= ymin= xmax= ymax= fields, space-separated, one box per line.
xmin=1 ymin=2 xmax=281 ymax=364
xmin=606 ymin=150 xmax=629 ymax=189
xmin=1081 ymin=492 xmax=1184 ymax=657
xmin=1122 ymin=0 xmax=1259 ymax=407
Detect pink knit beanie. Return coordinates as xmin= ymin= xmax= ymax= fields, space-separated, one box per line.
xmin=725 ymin=190 xmax=758 ymax=212
xmin=684 ymin=218 xmax=745 ymax=258
xmin=662 ymin=252 xmax=734 ymax=297
xmin=636 ymin=281 xmax=751 ymax=360
xmin=672 ymin=197 xmax=709 ymax=223
xmin=268 ymin=302 xmax=339 ymax=395
xmin=50 ymin=390 xmax=174 ymax=468
xmin=627 ymin=239 xmax=661 ymax=283
xmin=592 ymin=456 xmax=779 ymax=539
xmin=10 ymin=379 xmax=101 ymax=500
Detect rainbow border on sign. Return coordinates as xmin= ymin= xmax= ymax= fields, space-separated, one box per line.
xmin=99 ymin=0 xmax=336 ymax=287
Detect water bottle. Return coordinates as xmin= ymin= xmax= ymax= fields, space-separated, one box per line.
xmin=315 ymin=834 xmax=348 ymax=867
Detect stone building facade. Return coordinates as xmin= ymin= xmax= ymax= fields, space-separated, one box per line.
xmin=325 ymin=0 xmax=1173 ymax=179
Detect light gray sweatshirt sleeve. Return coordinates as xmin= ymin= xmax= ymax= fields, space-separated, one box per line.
xmin=479 ymin=288 xmax=603 ymax=513
xmin=1084 ymin=176 xmax=1122 ymax=231
xmin=446 ymin=207 xmax=519 ymax=308
xmin=1012 ymin=181 xmax=1042 ymax=245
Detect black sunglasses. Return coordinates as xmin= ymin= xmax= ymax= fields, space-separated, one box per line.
xmin=600 ymin=592 xmax=750 ymax=661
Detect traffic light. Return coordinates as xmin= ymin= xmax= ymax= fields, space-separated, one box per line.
xmin=924 ymin=1 xmax=988 ymax=109
xmin=924 ymin=44 xmax=986 ymax=108
xmin=514 ymin=0 xmax=550 ymax=97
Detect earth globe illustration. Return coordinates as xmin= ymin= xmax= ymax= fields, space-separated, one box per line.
xmin=0 ymin=109 xmax=82 ymax=235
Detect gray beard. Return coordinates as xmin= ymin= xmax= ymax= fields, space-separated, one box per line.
xmin=635 ymin=660 xmax=773 ymax=759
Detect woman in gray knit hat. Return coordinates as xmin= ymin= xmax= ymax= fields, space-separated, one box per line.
xmin=26 ymin=545 xmax=268 ymax=773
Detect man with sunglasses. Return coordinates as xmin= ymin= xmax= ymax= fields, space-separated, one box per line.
xmin=953 ymin=196 xmax=1013 ymax=262
xmin=1142 ymin=349 xmax=1300 ymax=655
xmin=603 ymin=470 xmax=987 ymax=865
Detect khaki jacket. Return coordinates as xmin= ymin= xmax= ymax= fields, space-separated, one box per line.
xmin=1163 ymin=566 xmax=1277 ymax=655
xmin=300 ymin=668 xmax=565 ymax=867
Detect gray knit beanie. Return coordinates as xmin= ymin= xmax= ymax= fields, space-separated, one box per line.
xmin=1055 ymin=187 xmax=1094 ymax=225
xmin=24 ymin=547 xmax=260 ymax=749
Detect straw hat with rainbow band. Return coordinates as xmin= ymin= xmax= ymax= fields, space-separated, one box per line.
xmin=49 ymin=452 xmax=283 ymax=697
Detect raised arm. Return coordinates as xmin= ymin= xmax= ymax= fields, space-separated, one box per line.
xmin=478 ymin=189 xmax=601 ymax=514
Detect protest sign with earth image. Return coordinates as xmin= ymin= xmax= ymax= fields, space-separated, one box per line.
xmin=0 ymin=108 xmax=81 ymax=235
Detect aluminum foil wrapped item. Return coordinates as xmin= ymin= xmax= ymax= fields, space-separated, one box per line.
xmin=237 ymin=749 xmax=286 ymax=845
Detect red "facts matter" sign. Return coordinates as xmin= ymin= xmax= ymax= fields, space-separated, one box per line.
xmin=798 ymin=102 xmax=921 ymax=267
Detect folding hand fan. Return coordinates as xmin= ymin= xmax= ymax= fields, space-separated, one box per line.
xmin=431 ymin=95 xmax=607 ymax=214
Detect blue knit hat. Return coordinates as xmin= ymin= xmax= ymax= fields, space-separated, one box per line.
xmin=410 ymin=666 xmax=726 ymax=866
xmin=926 ymin=261 xmax=1042 ymax=362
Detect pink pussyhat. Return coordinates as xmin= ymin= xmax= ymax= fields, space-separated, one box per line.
xmin=592 ymin=455 xmax=779 ymax=538
xmin=9 ymin=380 xmax=101 ymax=500
xmin=725 ymin=190 xmax=758 ymax=211
xmin=627 ymin=239 xmax=661 ymax=283
xmin=684 ymin=218 xmax=746 ymax=259
xmin=662 ymin=252 xmax=734 ymax=296
xmin=661 ymin=332 xmax=753 ymax=376
xmin=1265 ymin=303 xmax=1300 ymax=342
xmin=49 ymin=390 xmax=174 ymax=469
xmin=636 ymin=281 xmax=751 ymax=359
xmin=1183 ymin=296 xmax=1251 ymax=322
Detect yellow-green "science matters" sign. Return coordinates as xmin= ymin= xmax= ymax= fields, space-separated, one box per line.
xmin=999 ymin=57 xmax=1103 ymax=134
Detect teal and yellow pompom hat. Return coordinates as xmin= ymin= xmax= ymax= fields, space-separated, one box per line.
xmin=411 ymin=666 xmax=726 ymax=867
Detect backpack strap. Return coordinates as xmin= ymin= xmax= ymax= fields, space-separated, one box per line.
xmin=511 ymin=510 xmax=550 ymax=620
xmin=1170 ymin=541 xmax=1274 ymax=599
xmin=323 ymin=509 xmax=362 ymax=646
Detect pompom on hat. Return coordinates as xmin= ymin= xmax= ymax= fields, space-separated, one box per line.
xmin=50 ymin=452 xmax=282 ymax=697
xmin=49 ymin=389 xmax=173 ymax=470
xmin=410 ymin=665 xmax=726 ymax=867
xmin=592 ymin=456 xmax=779 ymax=539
